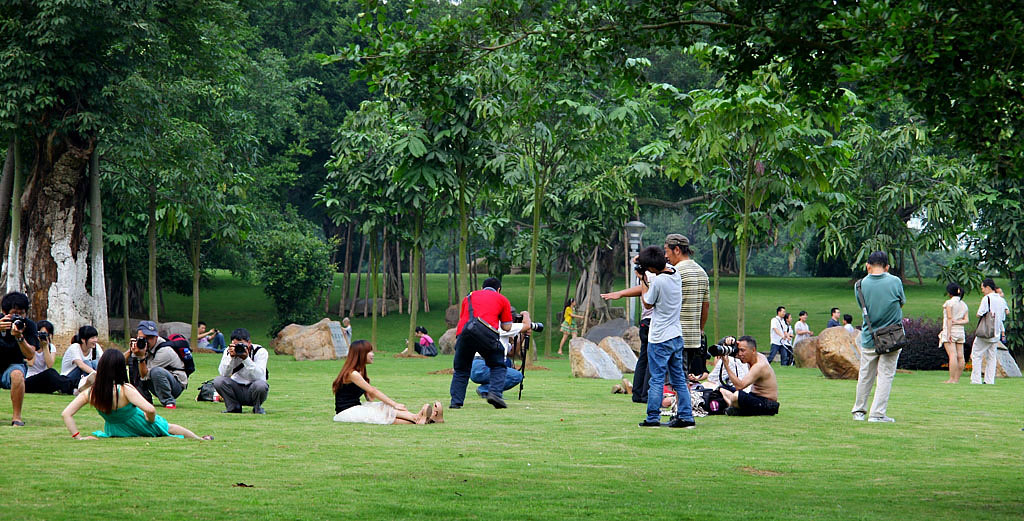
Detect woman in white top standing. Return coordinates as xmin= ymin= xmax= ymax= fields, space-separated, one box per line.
xmin=794 ymin=311 xmax=813 ymax=343
xmin=939 ymin=282 xmax=969 ymax=383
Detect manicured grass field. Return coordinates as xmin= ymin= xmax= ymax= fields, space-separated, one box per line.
xmin=2 ymin=273 xmax=1020 ymax=520
xmin=1 ymin=353 xmax=1021 ymax=520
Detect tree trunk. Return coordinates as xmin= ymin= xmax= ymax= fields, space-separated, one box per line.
xmin=396 ymin=239 xmax=403 ymax=314
xmin=710 ymin=225 xmax=721 ymax=341
xmin=6 ymin=138 xmax=25 ymax=292
xmin=0 ymin=137 xmax=16 ymax=263
xmin=89 ymin=147 xmax=108 ymax=340
xmin=147 ymin=189 xmax=158 ymax=321
xmin=527 ymin=176 xmax=543 ymax=353
xmin=910 ymin=248 xmax=923 ymax=285
xmin=189 ymin=223 xmax=201 ymax=348
xmin=380 ymin=230 xmax=389 ymax=318
xmin=419 ymin=252 xmax=429 ymax=312
xmin=348 ymin=233 xmax=366 ymax=317
xmin=578 ymin=248 xmax=599 ymax=335
xmin=544 ymin=261 xmax=553 ymax=357
xmin=370 ymin=233 xmax=379 ymax=348
xmin=16 ymin=135 xmax=95 ymax=342
xmin=457 ymin=167 xmax=469 ymax=297
xmin=122 ymin=257 xmax=130 ymax=344
xmin=737 ymin=173 xmax=752 ymax=336
xmin=339 ymin=221 xmax=354 ymax=315
xmin=324 ymin=242 xmax=337 ymax=314
xmin=404 ymin=219 xmax=422 ymax=356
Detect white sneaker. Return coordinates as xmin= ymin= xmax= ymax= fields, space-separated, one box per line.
xmin=868 ymin=415 xmax=895 ymax=423
xmin=852 ymin=412 xmax=866 ymax=421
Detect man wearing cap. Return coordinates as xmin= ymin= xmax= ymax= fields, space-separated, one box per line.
xmin=128 ymin=320 xmax=186 ymax=409
xmin=665 ymin=234 xmax=710 ymax=380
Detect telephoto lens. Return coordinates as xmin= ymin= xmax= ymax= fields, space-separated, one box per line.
xmin=707 ymin=343 xmax=738 ymax=357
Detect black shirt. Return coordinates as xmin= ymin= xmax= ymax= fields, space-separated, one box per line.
xmin=0 ymin=317 xmax=38 ymax=368
xmin=335 ymin=381 xmax=364 ymax=414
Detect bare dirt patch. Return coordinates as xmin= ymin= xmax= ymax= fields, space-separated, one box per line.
xmin=739 ymin=466 xmax=783 ymax=477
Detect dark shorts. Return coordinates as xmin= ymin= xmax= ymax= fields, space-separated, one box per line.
xmin=729 ymin=390 xmax=779 ymax=416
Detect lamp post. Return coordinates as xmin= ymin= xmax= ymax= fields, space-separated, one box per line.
xmin=624 ymin=220 xmax=646 ymax=326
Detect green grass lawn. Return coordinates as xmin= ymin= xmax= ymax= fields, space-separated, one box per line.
xmin=6 ymin=273 xmax=1017 ymax=520
xmin=1 ymin=353 xmax=1022 ymax=520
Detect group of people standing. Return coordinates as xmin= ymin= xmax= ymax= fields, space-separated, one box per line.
xmin=939 ymin=279 xmax=1010 ymax=385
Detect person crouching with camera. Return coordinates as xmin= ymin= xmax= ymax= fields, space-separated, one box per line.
xmin=449 ymin=277 xmax=516 ymax=410
xmin=712 ymin=335 xmax=779 ymax=416
xmin=0 ymin=291 xmax=39 ymax=426
xmin=470 ymin=311 xmax=533 ymax=400
xmin=129 ymin=321 xmax=187 ymax=409
xmin=213 ymin=328 xmax=269 ymax=414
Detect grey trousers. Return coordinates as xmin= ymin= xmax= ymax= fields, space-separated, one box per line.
xmin=213 ymin=376 xmax=269 ymax=411
xmin=144 ymin=367 xmax=184 ymax=406
xmin=852 ymin=346 xmax=901 ymax=419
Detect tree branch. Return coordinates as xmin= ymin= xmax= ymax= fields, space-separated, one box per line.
xmin=636 ymin=195 xmax=708 ymax=209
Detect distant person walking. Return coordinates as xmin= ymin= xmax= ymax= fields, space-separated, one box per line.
xmin=767 ymin=307 xmax=792 ymax=365
xmin=852 ymin=251 xmax=905 ymax=423
xmin=826 ymin=307 xmax=841 ymax=329
xmin=939 ymin=282 xmax=968 ymax=384
xmin=794 ymin=311 xmax=813 ymax=343
xmin=557 ymin=298 xmax=582 ymax=356
xmin=971 ymin=279 xmax=1008 ymax=385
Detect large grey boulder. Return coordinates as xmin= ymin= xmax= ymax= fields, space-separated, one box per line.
xmin=598 ymin=336 xmax=637 ymax=373
xmin=438 ymin=328 xmax=458 ymax=355
xmin=996 ymin=349 xmax=1022 ymax=377
xmin=569 ymin=338 xmax=623 ymax=380
xmin=584 ymin=318 xmax=628 ymax=344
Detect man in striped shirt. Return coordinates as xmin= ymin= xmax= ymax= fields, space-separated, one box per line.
xmin=664 ymin=234 xmax=710 ymax=378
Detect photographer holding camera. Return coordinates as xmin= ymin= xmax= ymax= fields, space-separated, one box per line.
xmin=469 ymin=311 xmax=535 ymax=400
xmin=449 ymin=277 xmax=519 ymax=410
xmin=0 ymin=291 xmax=39 ymax=426
xmin=710 ymin=335 xmax=779 ymax=416
xmin=197 ymin=321 xmax=226 ymax=353
xmin=25 ymin=320 xmax=75 ymax=395
xmin=129 ymin=321 xmax=187 ymax=409
xmin=636 ymin=246 xmax=695 ymax=429
xmin=213 ymin=328 xmax=269 ymax=414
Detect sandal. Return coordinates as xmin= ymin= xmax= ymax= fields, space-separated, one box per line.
xmin=427 ymin=401 xmax=443 ymax=424
xmin=11 ymin=420 xmax=25 ymax=427
xmin=201 ymin=435 xmax=214 ymax=441
xmin=422 ymin=403 xmax=434 ymax=425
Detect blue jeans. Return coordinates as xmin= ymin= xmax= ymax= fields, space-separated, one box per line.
xmin=767 ymin=344 xmax=792 ymax=366
xmin=471 ymin=358 xmax=523 ymax=395
xmin=2 ymin=363 xmax=27 ymax=389
xmin=65 ymin=359 xmax=99 ymax=387
xmin=202 ymin=332 xmax=226 ymax=352
xmin=450 ymin=333 xmax=506 ymax=406
xmin=645 ymin=336 xmax=694 ymax=423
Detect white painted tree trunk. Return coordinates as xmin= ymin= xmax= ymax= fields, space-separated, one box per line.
xmin=89 ymin=149 xmax=108 ymax=339
xmin=6 ymin=141 xmax=24 ymax=292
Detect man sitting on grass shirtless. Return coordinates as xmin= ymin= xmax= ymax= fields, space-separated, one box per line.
xmin=716 ymin=335 xmax=779 ymax=416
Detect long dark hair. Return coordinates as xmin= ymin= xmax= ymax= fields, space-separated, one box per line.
xmin=564 ymin=298 xmax=575 ymax=309
xmin=89 ymin=349 xmax=129 ymax=414
xmin=332 ymin=340 xmax=372 ymax=395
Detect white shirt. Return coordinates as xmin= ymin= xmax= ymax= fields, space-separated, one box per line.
xmin=978 ymin=293 xmax=1009 ymax=338
xmin=27 ymin=343 xmax=56 ymax=378
xmin=217 ymin=344 xmax=269 ymax=384
xmin=795 ymin=321 xmax=811 ymax=339
xmin=769 ymin=316 xmax=786 ymax=345
xmin=643 ymin=269 xmax=683 ymax=344
xmin=60 ymin=343 xmax=104 ymax=376
xmin=844 ymin=324 xmax=856 ymax=334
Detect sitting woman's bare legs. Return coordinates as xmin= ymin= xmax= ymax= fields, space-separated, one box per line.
xmin=167 ymin=423 xmax=212 ymax=440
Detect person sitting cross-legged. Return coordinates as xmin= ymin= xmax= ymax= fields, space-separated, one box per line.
xmin=716 ymin=336 xmax=780 ymax=416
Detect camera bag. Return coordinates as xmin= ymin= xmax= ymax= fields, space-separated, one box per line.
xmin=855 ymin=279 xmax=907 ymax=354
xmin=460 ymin=292 xmax=500 ymax=353
xmin=195 ymin=380 xmax=216 ymax=401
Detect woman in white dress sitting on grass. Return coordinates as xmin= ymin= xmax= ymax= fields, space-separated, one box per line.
xmin=333 ymin=340 xmax=443 ymax=425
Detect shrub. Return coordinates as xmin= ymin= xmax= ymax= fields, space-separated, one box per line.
xmin=896 ymin=317 xmax=949 ymax=370
xmin=254 ymin=228 xmax=335 ymax=337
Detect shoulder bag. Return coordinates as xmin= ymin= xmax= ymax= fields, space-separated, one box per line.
xmin=855 ymin=279 xmax=906 ymax=354
xmin=975 ymin=295 xmax=997 ymax=339
xmin=460 ymin=292 xmax=500 ymax=352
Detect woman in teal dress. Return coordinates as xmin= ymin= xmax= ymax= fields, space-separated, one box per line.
xmin=61 ymin=349 xmax=212 ymax=440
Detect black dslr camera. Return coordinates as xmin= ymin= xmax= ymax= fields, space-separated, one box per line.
xmin=3 ymin=314 xmax=25 ymax=339
xmin=232 ymin=343 xmax=248 ymax=357
xmin=708 ymin=342 xmax=738 ymax=357
xmin=511 ymin=312 xmax=544 ymax=332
